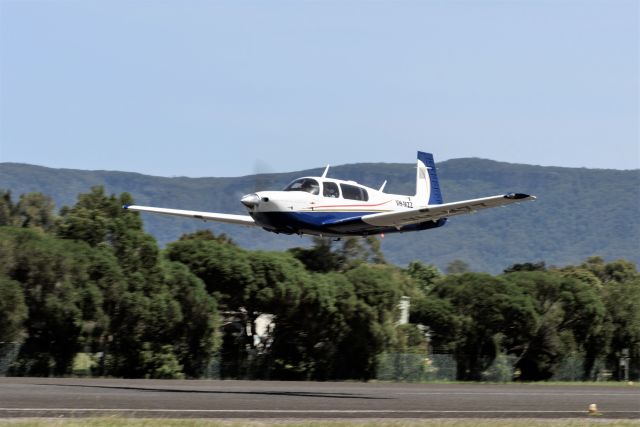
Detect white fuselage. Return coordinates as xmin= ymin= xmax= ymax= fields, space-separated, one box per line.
xmin=242 ymin=176 xmax=431 ymax=236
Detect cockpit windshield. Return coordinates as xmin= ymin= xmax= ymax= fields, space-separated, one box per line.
xmin=283 ymin=178 xmax=320 ymax=195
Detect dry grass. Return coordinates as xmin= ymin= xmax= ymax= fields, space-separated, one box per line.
xmin=0 ymin=418 xmax=639 ymax=427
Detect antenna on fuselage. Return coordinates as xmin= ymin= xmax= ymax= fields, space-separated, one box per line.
xmin=321 ymin=165 xmax=330 ymax=178
xmin=379 ymin=180 xmax=387 ymax=192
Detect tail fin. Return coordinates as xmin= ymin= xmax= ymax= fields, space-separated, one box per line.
xmin=414 ymin=151 xmax=443 ymax=205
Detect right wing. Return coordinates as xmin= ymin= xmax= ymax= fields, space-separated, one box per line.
xmin=123 ymin=205 xmax=256 ymax=226
xmin=361 ymin=193 xmax=535 ymax=228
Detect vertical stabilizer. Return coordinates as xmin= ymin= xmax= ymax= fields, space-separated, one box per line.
xmin=415 ymin=152 xmax=443 ymax=205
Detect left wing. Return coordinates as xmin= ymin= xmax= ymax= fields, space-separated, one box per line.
xmin=361 ymin=193 xmax=535 ymax=228
xmin=123 ymin=205 xmax=256 ymax=226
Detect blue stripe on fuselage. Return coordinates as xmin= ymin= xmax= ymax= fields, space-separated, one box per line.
xmin=253 ymin=211 xmax=373 ymax=230
xmin=251 ymin=211 xmax=447 ymax=236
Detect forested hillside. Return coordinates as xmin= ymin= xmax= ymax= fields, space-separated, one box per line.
xmin=0 ymin=159 xmax=638 ymax=272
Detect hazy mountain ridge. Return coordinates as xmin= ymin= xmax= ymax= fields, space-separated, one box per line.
xmin=1 ymin=159 xmax=638 ymax=273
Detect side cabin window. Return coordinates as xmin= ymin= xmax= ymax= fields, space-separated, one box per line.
xmin=323 ymin=182 xmax=340 ymax=198
xmin=340 ymin=183 xmax=368 ymax=201
xmin=283 ymin=178 xmax=320 ymax=195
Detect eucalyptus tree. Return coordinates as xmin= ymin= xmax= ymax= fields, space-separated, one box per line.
xmin=502 ymin=270 xmax=605 ymax=380
xmin=0 ymin=227 xmax=96 ymax=375
xmin=0 ymin=275 xmax=28 ymax=345
xmin=570 ymin=257 xmax=640 ymax=380
xmin=429 ymin=273 xmax=537 ymax=381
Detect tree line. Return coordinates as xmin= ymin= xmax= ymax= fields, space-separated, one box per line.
xmin=0 ymin=187 xmax=638 ymax=381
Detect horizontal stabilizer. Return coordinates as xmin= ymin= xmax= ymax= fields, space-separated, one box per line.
xmin=362 ymin=193 xmax=536 ymax=228
xmin=123 ymin=205 xmax=256 ymax=226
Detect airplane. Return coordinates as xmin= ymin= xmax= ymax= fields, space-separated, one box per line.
xmin=123 ymin=152 xmax=535 ymax=238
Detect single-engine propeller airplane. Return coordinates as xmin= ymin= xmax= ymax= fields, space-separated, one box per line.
xmin=124 ymin=152 xmax=535 ymax=237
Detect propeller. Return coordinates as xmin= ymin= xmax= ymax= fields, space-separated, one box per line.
xmin=252 ymin=159 xmax=275 ymax=193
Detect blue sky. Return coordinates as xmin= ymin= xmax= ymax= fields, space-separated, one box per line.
xmin=1 ymin=0 xmax=638 ymax=177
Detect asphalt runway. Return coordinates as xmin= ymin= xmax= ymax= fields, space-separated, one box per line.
xmin=0 ymin=377 xmax=638 ymax=419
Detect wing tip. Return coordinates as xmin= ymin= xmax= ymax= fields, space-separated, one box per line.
xmin=505 ymin=193 xmax=535 ymax=200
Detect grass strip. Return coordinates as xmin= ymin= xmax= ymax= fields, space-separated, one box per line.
xmin=0 ymin=419 xmax=639 ymax=427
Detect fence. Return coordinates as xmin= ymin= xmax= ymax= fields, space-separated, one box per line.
xmin=376 ymin=353 xmax=457 ymax=382
xmin=0 ymin=342 xmax=21 ymax=376
xmin=376 ymin=352 xmax=640 ymax=382
xmin=376 ymin=353 xmax=516 ymax=382
xmin=2 ymin=345 xmax=638 ymax=381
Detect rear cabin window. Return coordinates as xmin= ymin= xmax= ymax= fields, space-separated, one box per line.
xmin=283 ymin=178 xmax=320 ymax=195
xmin=323 ymin=182 xmax=340 ymax=198
xmin=340 ymin=184 xmax=368 ymax=201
